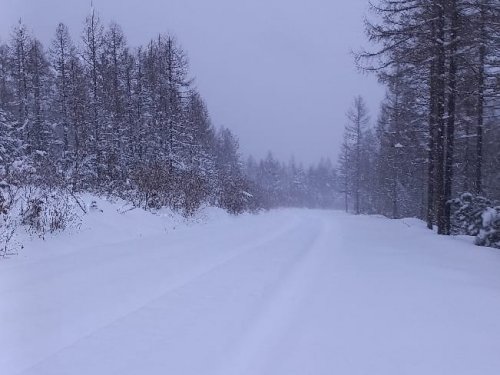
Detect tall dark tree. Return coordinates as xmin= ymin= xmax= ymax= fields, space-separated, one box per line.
xmin=343 ymin=96 xmax=369 ymax=214
xmin=50 ymin=23 xmax=74 ymax=158
xmin=82 ymin=7 xmax=104 ymax=181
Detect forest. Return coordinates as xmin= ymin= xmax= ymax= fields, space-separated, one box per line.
xmin=0 ymin=9 xmax=337 ymax=253
xmin=339 ymin=0 xmax=500 ymax=248
xmin=0 ymin=0 xmax=499 ymax=252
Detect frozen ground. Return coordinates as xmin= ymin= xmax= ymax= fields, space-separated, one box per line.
xmin=1 ymin=199 xmax=500 ymax=375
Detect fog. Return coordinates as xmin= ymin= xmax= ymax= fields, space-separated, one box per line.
xmin=0 ymin=0 xmax=384 ymax=165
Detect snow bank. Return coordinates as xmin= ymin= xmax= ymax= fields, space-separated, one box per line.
xmin=10 ymin=194 xmax=232 ymax=261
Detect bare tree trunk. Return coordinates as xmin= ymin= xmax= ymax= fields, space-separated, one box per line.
xmin=475 ymin=1 xmax=486 ymax=195
xmin=444 ymin=0 xmax=458 ymax=235
xmin=355 ymin=124 xmax=361 ymax=215
xmin=427 ymin=59 xmax=437 ymax=230
xmin=434 ymin=2 xmax=447 ymax=235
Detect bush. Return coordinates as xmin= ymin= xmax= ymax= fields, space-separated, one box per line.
xmin=0 ymin=183 xmax=21 ymax=257
xmin=20 ymin=188 xmax=81 ymax=238
xmin=450 ymin=193 xmax=492 ymax=236
xmin=475 ymin=206 xmax=500 ymax=249
xmin=451 ymin=192 xmax=500 ymax=249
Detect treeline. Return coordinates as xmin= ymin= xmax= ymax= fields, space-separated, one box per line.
xmin=339 ymin=0 xmax=500 ymax=247
xmin=245 ymin=154 xmax=339 ymax=209
xmin=0 ymin=11 xmax=253 ymax=215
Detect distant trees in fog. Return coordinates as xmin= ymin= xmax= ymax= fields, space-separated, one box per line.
xmin=245 ymin=154 xmax=338 ymax=210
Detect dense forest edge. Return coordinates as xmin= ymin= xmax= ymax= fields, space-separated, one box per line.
xmin=338 ymin=0 xmax=500 ymax=249
xmin=0 ymin=9 xmax=338 ymax=256
xmin=0 ymin=1 xmax=499 ymax=255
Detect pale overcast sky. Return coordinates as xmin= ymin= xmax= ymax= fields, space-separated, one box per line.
xmin=0 ymin=0 xmax=384 ymax=165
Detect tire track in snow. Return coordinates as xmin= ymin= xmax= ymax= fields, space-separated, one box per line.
xmin=217 ymin=213 xmax=338 ymax=375
xmin=10 ymin=212 xmax=305 ymax=375
xmin=0 ymin=211 xmax=300 ymax=294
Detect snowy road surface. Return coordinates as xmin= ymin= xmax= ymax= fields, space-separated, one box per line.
xmin=1 ymin=205 xmax=500 ymax=375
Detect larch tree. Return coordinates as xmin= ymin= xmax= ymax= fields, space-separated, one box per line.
xmin=344 ymin=96 xmax=369 ymax=215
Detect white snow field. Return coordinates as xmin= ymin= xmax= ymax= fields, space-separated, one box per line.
xmin=1 ymin=200 xmax=500 ymax=375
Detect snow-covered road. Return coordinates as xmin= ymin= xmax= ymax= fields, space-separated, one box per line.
xmin=1 ymin=204 xmax=500 ymax=375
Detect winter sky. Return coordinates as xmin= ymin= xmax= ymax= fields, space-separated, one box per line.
xmin=0 ymin=0 xmax=384 ymax=165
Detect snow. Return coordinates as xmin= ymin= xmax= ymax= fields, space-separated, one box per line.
xmin=242 ymin=190 xmax=253 ymax=198
xmin=482 ymin=206 xmax=497 ymax=227
xmin=1 ymin=199 xmax=500 ymax=375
